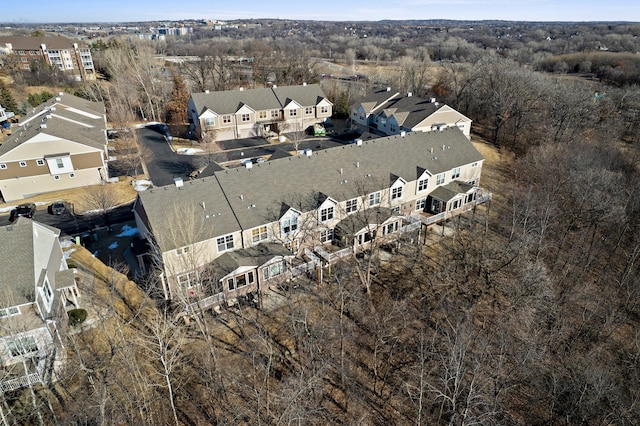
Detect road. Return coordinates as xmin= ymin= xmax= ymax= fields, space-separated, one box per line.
xmin=1 ymin=202 xmax=135 ymax=237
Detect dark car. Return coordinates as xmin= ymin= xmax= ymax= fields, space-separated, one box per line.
xmin=49 ymin=201 xmax=66 ymax=215
xmin=10 ymin=203 xmax=36 ymax=221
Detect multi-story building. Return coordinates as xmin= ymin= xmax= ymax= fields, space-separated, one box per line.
xmin=0 ymin=218 xmax=81 ymax=393
xmin=0 ymin=35 xmax=96 ymax=81
xmin=351 ymin=88 xmax=472 ymax=139
xmin=0 ymin=92 xmax=109 ymax=202
xmin=134 ymin=127 xmax=489 ymax=311
xmin=188 ymin=84 xmax=333 ymax=141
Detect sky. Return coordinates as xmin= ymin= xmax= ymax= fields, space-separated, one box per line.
xmin=2 ymin=0 xmax=639 ymax=23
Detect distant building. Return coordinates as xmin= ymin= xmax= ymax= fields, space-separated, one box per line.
xmin=0 ymin=35 xmax=95 ymax=81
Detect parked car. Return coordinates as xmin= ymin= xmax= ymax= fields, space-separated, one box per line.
xmin=49 ymin=201 xmax=66 ymax=215
xmin=10 ymin=203 xmax=36 ymax=221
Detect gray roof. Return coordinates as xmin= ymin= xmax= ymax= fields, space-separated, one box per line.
xmin=335 ymin=207 xmax=395 ymax=235
xmin=357 ymin=88 xmax=400 ymax=114
xmin=0 ymin=93 xmax=107 ymax=156
xmin=0 ymin=218 xmax=60 ymax=307
xmin=140 ymin=127 xmax=483 ymax=251
xmin=190 ymin=84 xmax=329 ymax=116
xmin=377 ymin=96 xmax=443 ymax=128
xmin=0 ymin=35 xmax=90 ymax=50
xmin=430 ymin=181 xmax=475 ymax=202
xmin=210 ymin=242 xmax=293 ymax=278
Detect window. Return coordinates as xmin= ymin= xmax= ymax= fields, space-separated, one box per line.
xmin=7 ymin=335 xmax=38 ymax=357
xmin=222 ymin=115 xmax=232 ymax=124
xmin=204 ymin=117 xmax=215 ymax=126
xmin=416 ymin=198 xmax=427 ymax=211
xmin=19 ymin=161 xmax=27 ymax=168
xmin=0 ymin=163 xmax=6 ymax=169
xmin=285 ymin=239 xmax=299 ymax=253
xmin=281 ymin=216 xmax=298 ymax=235
xmin=320 ymin=228 xmax=334 ymax=244
xmin=391 ymin=186 xmax=403 ymax=200
xmin=320 ymin=106 xmax=329 ymax=114
xmin=289 ymin=109 xmax=298 ymax=117
xmin=451 ymin=167 xmax=461 ymax=179
xmin=251 ymin=226 xmax=268 ymax=243
xmin=41 ymin=279 xmax=53 ymax=306
xmin=176 ymin=246 xmax=190 ymax=255
xmin=320 ymin=206 xmax=334 ymax=222
xmin=271 ymin=110 xmax=280 ymax=119
xmin=305 ymin=107 xmax=314 ymax=115
xmin=56 ymin=158 xmax=64 ymax=169
xmin=36 ymin=159 xmax=45 ymax=166
xmin=228 ymin=271 xmax=253 ymax=291
xmin=0 ymin=307 xmax=20 ymax=318
xmin=369 ymin=191 xmax=381 ymax=206
xmin=178 ymin=271 xmax=198 ymax=288
xmin=436 ymin=173 xmax=445 ymax=185
xmin=345 ymin=198 xmax=358 ymax=214
xmin=384 ymin=221 xmax=399 ymax=235
xmin=263 ymin=262 xmax=284 ymax=280
xmin=258 ymin=111 xmax=267 ymax=120
xmin=392 ymin=206 xmax=400 ymax=213
xmin=217 ymin=234 xmax=234 ymax=252
xmin=241 ymin=113 xmax=251 ymax=122
xmin=417 ymin=177 xmax=429 ymax=192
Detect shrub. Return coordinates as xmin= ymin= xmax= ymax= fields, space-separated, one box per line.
xmin=68 ymin=309 xmax=88 ymax=326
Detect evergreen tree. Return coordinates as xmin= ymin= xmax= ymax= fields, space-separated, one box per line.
xmin=164 ymin=72 xmax=189 ymax=126
xmin=0 ymin=80 xmax=19 ymax=114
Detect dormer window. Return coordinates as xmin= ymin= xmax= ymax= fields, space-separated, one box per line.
xmin=320 ymin=206 xmax=334 ymax=222
xmin=289 ymin=109 xmax=298 ymax=117
xmin=436 ymin=173 xmax=445 ymax=185
xmin=417 ymin=177 xmax=429 ymax=192
xmin=320 ymin=106 xmax=329 ymax=114
xmin=369 ymin=191 xmax=381 ymax=206
xmin=391 ymin=186 xmax=403 ymax=200
xmin=305 ymin=107 xmax=313 ymax=115
xmin=451 ymin=167 xmax=461 ymax=179
xmin=204 ymin=117 xmax=215 ymax=126
xmin=281 ymin=216 xmax=298 ymax=235
xmin=251 ymin=225 xmax=268 ymax=244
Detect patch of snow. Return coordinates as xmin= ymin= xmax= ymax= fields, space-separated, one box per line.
xmin=176 ymin=148 xmax=204 ymax=155
xmin=93 ymin=251 xmax=99 ymax=257
xmin=133 ymin=179 xmax=153 ymax=192
xmin=109 ymin=241 xmax=119 ymax=250
xmin=60 ymin=239 xmax=75 ymax=248
xmin=116 ymin=225 xmax=139 ymax=238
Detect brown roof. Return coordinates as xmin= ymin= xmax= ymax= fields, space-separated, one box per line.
xmin=0 ymin=35 xmax=89 ymax=50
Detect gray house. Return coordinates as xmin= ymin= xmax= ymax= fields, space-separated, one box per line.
xmin=134 ymin=127 xmax=489 ymax=311
xmin=0 ymin=219 xmax=80 ymax=393
xmin=188 ymin=84 xmax=333 ymax=141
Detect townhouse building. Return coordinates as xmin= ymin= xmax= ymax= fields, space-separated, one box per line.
xmin=188 ymin=84 xmax=333 ymax=141
xmin=0 ymin=218 xmax=80 ymax=393
xmin=351 ymin=88 xmax=472 ymax=139
xmin=134 ymin=127 xmax=488 ymax=311
xmin=0 ymin=92 xmax=109 ymax=202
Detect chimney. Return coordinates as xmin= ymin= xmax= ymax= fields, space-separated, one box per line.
xmin=174 ymin=177 xmax=184 ymax=188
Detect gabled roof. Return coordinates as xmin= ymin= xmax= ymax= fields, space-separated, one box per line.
xmin=210 ymin=242 xmax=293 ymax=278
xmin=356 ymin=88 xmax=400 ymax=114
xmin=139 ymin=127 xmax=484 ymax=250
xmin=190 ymin=84 xmax=329 ymax=117
xmin=430 ymin=181 xmax=476 ymax=202
xmin=0 ymin=93 xmax=107 ymax=157
xmin=374 ymin=96 xmax=443 ymax=128
xmin=335 ymin=207 xmax=396 ymax=236
xmin=0 ymin=218 xmax=61 ymax=307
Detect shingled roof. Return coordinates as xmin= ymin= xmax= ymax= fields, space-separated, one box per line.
xmin=0 ymin=93 xmax=107 ymax=156
xmin=0 ymin=35 xmax=90 ymax=50
xmin=190 ymin=84 xmax=329 ymax=116
xmin=139 ymin=127 xmax=483 ymax=252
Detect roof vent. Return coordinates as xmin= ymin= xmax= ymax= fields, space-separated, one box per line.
xmin=407 ymin=92 xmax=412 ymax=97
xmin=55 ymin=97 xmax=61 ymax=102
xmin=240 ymin=194 xmax=244 ymax=200
xmin=429 ymin=97 xmax=436 ymax=103
xmin=304 ymin=149 xmax=312 ymax=157
xmin=173 ymin=177 xmax=184 ymax=188
xmin=205 ymin=89 xmax=210 ymax=94
xmin=58 ymin=91 xmax=64 ymax=96
xmin=239 ymin=87 xmax=244 ymax=91
xmin=356 ymin=161 xmax=360 ymax=168
xmin=386 ymin=87 xmax=391 ymax=92
xmin=430 ymin=147 xmax=433 ymax=154
xmin=272 ymin=84 xmax=277 ymax=88
xmin=355 ymin=139 xmax=363 ymax=146
xmin=442 ymin=145 xmax=446 ymax=150
xmin=400 ymin=131 xmax=406 ymax=137
xmin=244 ymin=161 xmax=253 ymax=169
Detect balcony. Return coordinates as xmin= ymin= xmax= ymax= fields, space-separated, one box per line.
xmin=411 ymin=192 xmax=492 ymax=226
xmin=0 ymin=372 xmax=42 ymax=393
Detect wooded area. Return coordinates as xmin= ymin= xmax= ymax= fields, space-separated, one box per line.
xmin=1 ymin=19 xmax=640 ymax=425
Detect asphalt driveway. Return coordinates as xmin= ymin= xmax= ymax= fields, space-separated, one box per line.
xmin=136 ymin=126 xmax=201 ymax=186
